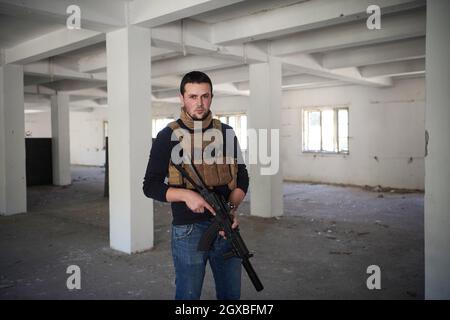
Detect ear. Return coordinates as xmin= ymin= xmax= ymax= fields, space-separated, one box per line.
xmin=178 ymin=93 xmax=184 ymax=106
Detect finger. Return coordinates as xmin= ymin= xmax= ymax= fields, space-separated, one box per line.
xmin=232 ymin=218 xmax=239 ymax=229
xmin=219 ymin=231 xmax=226 ymax=239
xmin=204 ymin=202 xmax=216 ymax=215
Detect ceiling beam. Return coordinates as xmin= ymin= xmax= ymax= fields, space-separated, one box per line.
xmin=151 ymin=21 xmax=268 ymax=63
xmin=78 ymin=47 xmax=182 ymax=73
xmin=151 ymin=54 xmax=243 ymax=77
xmin=271 ymin=8 xmax=426 ymax=56
xmin=4 ymin=28 xmax=105 ymax=65
xmin=130 ymin=0 xmax=245 ymax=28
xmin=0 ymin=0 xmax=126 ymax=32
xmin=282 ymin=54 xmax=393 ymax=87
xmin=212 ymin=0 xmax=425 ymax=45
xmin=24 ymin=60 xmax=106 ymax=82
xmin=359 ymin=59 xmax=425 ymax=77
xmin=236 ymin=74 xmax=344 ymax=90
xmin=321 ymin=37 xmax=425 ymax=69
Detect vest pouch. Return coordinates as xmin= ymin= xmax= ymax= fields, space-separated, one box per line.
xmin=216 ymin=163 xmax=233 ymax=186
xmin=168 ymin=163 xmax=183 ymax=185
xmin=202 ymin=163 xmax=221 ymax=186
xmin=227 ymin=162 xmax=238 ymax=190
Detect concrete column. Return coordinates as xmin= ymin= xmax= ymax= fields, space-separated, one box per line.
xmin=51 ymin=93 xmax=71 ymax=186
xmin=0 ymin=64 xmax=26 ymax=215
xmin=106 ymin=26 xmax=153 ymax=253
xmin=248 ymin=57 xmax=283 ymax=218
xmin=425 ymin=0 xmax=450 ymax=299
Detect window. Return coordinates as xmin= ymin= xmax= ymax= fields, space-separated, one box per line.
xmin=302 ymin=107 xmax=349 ymax=153
xmin=215 ymin=114 xmax=247 ymax=150
xmin=152 ymin=118 xmax=174 ymax=138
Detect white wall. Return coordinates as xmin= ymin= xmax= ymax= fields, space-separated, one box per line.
xmin=23 ymin=76 xmax=426 ymax=190
xmin=281 ymin=77 xmax=425 ymax=190
xmin=212 ymin=77 xmax=426 ymax=190
xmin=70 ymin=108 xmax=108 ymax=166
xmin=25 ymin=108 xmax=108 ymax=166
xmin=25 ymin=111 xmax=51 ymax=137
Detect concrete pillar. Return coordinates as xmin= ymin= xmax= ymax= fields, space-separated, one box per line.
xmin=248 ymin=57 xmax=283 ymax=218
xmin=0 ymin=65 xmax=26 ymax=215
xmin=425 ymin=0 xmax=450 ymax=299
xmin=51 ymin=93 xmax=71 ymax=186
xmin=106 ymin=26 xmax=153 ymax=253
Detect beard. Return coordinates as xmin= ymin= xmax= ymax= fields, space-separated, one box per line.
xmin=187 ymin=108 xmax=209 ymax=120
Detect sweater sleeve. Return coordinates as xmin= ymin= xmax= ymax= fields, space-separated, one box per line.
xmin=235 ymin=134 xmax=249 ymax=194
xmin=142 ymin=127 xmax=173 ymax=202
xmin=223 ymin=123 xmax=249 ymax=194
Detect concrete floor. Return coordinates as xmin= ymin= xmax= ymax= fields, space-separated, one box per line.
xmin=0 ymin=166 xmax=424 ymax=299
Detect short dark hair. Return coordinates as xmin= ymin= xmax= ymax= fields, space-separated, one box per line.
xmin=180 ymin=71 xmax=213 ymax=96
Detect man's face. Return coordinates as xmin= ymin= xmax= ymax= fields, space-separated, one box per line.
xmin=179 ymin=82 xmax=213 ymax=120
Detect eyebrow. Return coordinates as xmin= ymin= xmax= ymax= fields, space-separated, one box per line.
xmin=188 ymin=93 xmax=210 ymax=97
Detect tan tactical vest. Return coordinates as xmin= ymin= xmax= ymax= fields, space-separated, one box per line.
xmin=167 ymin=119 xmax=237 ymax=190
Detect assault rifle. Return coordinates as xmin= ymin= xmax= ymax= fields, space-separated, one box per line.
xmin=173 ymin=155 xmax=264 ymax=292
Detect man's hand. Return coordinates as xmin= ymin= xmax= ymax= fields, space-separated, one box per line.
xmin=184 ymin=189 xmax=216 ymax=214
xmin=218 ymin=188 xmax=246 ymax=239
xmin=166 ymin=188 xmax=215 ymax=214
xmin=167 ymin=187 xmax=245 ymax=239
xmin=219 ymin=209 xmax=239 ymax=239
xmin=228 ymin=188 xmax=246 ymax=209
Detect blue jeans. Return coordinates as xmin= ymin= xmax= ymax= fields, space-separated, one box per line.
xmin=171 ymin=220 xmax=242 ymax=300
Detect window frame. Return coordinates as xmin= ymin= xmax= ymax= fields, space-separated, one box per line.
xmin=152 ymin=117 xmax=174 ymax=139
xmin=214 ymin=112 xmax=248 ymax=151
xmin=301 ymin=106 xmax=349 ymax=155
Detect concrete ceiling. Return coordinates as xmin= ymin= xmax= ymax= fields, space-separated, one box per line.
xmin=0 ymin=13 xmax=63 ymax=49
xmin=190 ymin=0 xmax=306 ymax=24
xmin=0 ymin=0 xmax=427 ymax=110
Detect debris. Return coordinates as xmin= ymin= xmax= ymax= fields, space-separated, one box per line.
xmin=357 ymin=232 xmax=370 ymax=236
xmin=377 ymin=194 xmax=384 ymax=198
xmin=329 ymin=251 xmax=352 ymax=255
xmin=375 ymin=221 xmax=389 ymax=228
xmin=0 ymin=283 xmax=15 ymax=289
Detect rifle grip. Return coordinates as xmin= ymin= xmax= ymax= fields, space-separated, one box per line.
xmin=197 ymin=221 xmax=220 ymax=251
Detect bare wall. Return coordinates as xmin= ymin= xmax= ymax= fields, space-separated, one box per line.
xmin=25 ymin=108 xmax=108 ymax=166
xmin=24 ymin=77 xmax=426 ymax=190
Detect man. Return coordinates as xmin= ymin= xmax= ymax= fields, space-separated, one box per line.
xmin=143 ymin=71 xmax=249 ymax=300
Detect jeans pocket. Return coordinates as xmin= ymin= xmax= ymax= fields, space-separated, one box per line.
xmin=172 ymin=224 xmax=194 ymax=240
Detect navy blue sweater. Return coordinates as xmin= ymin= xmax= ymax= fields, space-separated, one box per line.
xmin=143 ymin=119 xmax=249 ymax=225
